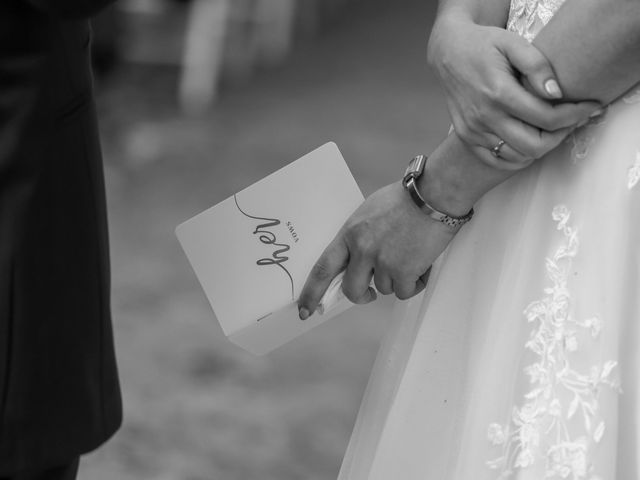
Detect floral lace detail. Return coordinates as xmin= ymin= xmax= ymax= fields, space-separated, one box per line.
xmin=487 ymin=205 xmax=621 ymax=480
xmin=623 ymin=87 xmax=640 ymax=104
xmin=567 ymin=111 xmax=608 ymax=163
xmin=507 ymin=0 xmax=565 ymax=41
xmin=628 ymin=151 xmax=640 ymax=190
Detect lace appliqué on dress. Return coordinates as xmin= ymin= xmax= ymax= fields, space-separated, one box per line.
xmin=623 ymin=87 xmax=640 ymax=104
xmin=628 ymin=151 xmax=640 ymax=190
xmin=507 ymin=0 xmax=565 ymax=42
xmin=486 ymin=205 xmax=621 ymax=480
xmin=567 ymin=111 xmax=608 ymax=163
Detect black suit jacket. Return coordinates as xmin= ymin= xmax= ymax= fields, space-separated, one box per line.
xmin=0 ymin=1 xmax=121 ymax=473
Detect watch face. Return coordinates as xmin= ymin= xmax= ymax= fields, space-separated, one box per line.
xmin=413 ymin=155 xmax=426 ymax=175
xmin=404 ymin=155 xmax=426 ymax=189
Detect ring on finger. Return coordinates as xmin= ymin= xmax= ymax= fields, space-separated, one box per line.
xmin=491 ymin=139 xmax=507 ymax=158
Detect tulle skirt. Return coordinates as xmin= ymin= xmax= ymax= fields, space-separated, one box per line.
xmin=338 ymin=88 xmax=640 ymax=479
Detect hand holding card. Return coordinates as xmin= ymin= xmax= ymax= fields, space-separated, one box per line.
xmin=176 ymin=143 xmax=364 ymax=355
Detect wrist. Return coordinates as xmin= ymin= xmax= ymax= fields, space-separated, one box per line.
xmin=436 ymin=5 xmax=477 ymax=25
xmin=428 ymin=12 xmax=475 ymax=68
xmin=403 ymin=155 xmax=474 ymax=230
xmin=417 ymin=157 xmax=478 ymax=218
xmin=410 ymin=134 xmax=522 ymax=222
xmin=415 ymin=134 xmax=511 ymax=218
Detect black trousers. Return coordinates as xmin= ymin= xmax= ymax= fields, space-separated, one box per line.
xmin=0 ymin=458 xmax=79 ymax=480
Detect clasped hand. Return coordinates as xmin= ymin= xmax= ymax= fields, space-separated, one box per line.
xmin=428 ymin=15 xmax=602 ymax=169
xmin=298 ymin=182 xmax=456 ymax=319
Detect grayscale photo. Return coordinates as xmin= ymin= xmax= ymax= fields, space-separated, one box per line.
xmin=1 ymin=0 xmax=639 ymax=479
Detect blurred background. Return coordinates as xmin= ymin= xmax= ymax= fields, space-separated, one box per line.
xmin=80 ymin=0 xmax=450 ymax=478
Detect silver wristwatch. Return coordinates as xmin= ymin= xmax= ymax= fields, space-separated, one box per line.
xmin=402 ymin=154 xmax=474 ymax=231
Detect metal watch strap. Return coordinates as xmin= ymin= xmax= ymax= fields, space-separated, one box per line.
xmin=402 ymin=155 xmax=474 ymax=230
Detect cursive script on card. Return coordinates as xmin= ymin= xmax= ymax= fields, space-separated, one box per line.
xmin=234 ymin=195 xmax=295 ymax=302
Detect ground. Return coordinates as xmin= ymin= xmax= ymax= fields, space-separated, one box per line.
xmin=79 ymin=1 xmax=450 ymax=478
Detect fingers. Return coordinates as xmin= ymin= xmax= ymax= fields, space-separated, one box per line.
xmin=500 ymin=36 xmax=562 ymax=100
xmin=453 ymin=101 xmax=587 ymax=168
xmin=373 ymin=269 xmax=393 ymax=295
xmin=474 ymin=125 xmax=571 ymax=171
xmin=393 ymin=279 xmax=417 ymax=300
xmin=497 ymin=37 xmax=601 ymax=130
xmin=453 ymin=83 xmax=599 ymax=161
xmin=298 ymin=237 xmax=348 ymax=320
xmin=491 ymin=119 xmax=573 ymax=161
xmin=500 ymin=85 xmax=601 ymax=132
xmin=341 ymin=255 xmax=376 ymax=304
xmin=391 ymin=267 xmax=431 ymax=300
xmin=469 ymin=142 xmax=533 ymax=172
xmin=451 ymin=116 xmax=533 ymax=168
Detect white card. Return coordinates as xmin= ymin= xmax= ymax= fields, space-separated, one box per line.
xmin=175 ymin=143 xmax=364 ymax=355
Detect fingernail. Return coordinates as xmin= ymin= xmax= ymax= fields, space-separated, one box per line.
xmin=544 ymin=79 xmax=562 ymax=99
xmin=298 ymin=307 xmax=310 ymax=321
xmin=589 ymin=108 xmax=605 ymax=118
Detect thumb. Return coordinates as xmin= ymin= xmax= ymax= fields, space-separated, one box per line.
xmin=501 ymin=36 xmax=562 ymax=100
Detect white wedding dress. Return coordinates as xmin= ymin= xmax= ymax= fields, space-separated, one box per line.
xmin=337 ymin=1 xmax=640 ymax=479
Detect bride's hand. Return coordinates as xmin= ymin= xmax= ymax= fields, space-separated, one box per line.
xmin=427 ymin=15 xmax=602 ymax=169
xmin=297 ymin=182 xmax=457 ymax=320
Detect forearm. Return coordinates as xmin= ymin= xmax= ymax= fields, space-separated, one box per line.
xmin=533 ymin=0 xmax=640 ymax=103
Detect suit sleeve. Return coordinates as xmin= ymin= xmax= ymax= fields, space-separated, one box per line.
xmin=26 ymin=0 xmax=116 ymax=19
